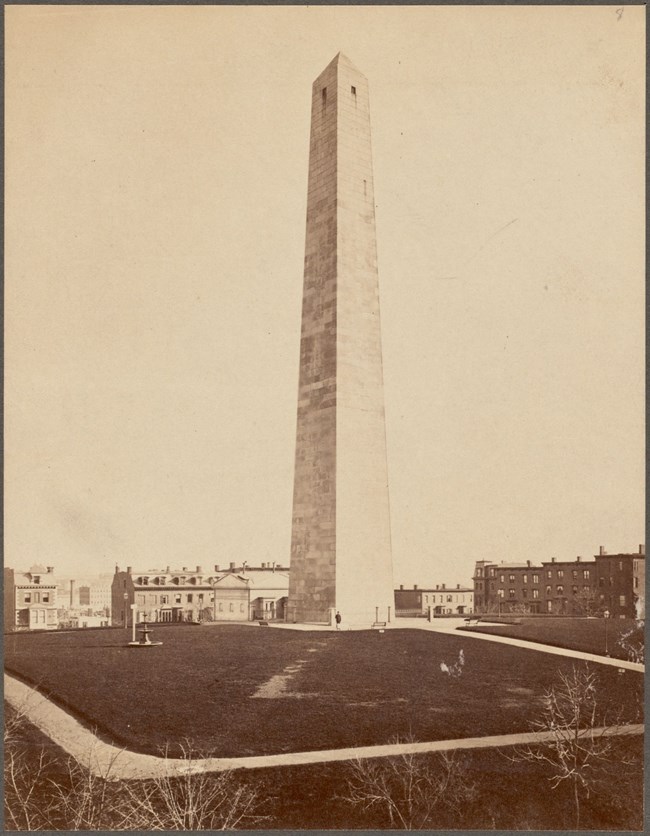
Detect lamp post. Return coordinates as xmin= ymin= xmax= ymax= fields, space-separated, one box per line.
xmin=604 ymin=609 xmax=610 ymax=656
xmin=130 ymin=603 xmax=137 ymax=643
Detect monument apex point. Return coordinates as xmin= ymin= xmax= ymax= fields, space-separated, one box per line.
xmin=315 ymin=51 xmax=366 ymax=82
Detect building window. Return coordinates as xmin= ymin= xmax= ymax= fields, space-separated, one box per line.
xmin=161 ymin=595 xmax=168 ymax=605
xmin=229 ymin=603 xmax=234 ymax=612
xmin=175 ymin=594 xmax=182 ymax=604
xmin=533 ymin=589 xmax=539 ymax=599
xmin=634 ymin=577 xmax=639 ymax=588
xmin=240 ymin=603 xmax=245 ymax=612
xmin=509 ymin=574 xmax=515 ymax=583
xmin=572 ymin=586 xmax=578 ymax=595
xmin=33 ymin=576 xmax=40 ymax=584
xmin=497 ymin=589 xmax=505 ymax=599
xmin=523 ymin=575 xmax=528 ymax=584
xmin=219 ymin=603 xmax=223 ymax=612
xmin=557 ymin=585 xmax=564 ymax=595
xmin=572 ymin=570 xmax=578 ymax=580
xmin=187 ymin=594 xmax=193 ymax=603
xmin=508 ymin=589 xmax=515 ymax=598
xmin=546 ymin=600 xmax=553 ymax=612
xmin=24 ymin=593 xmax=31 ymax=603
xmin=500 ymin=575 xmax=505 ymax=583
xmin=42 ymin=593 xmax=50 ymax=603
xmin=322 ymin=87 xmax=327 ymax=106
xmin=619 ymin=595 xmax=626 ymax=606
xmin=583 ymin=569 xmax=590 ymax=580
xmin=522 ymin=589 xmax=528 ymax=598
xmin=489 ymin=568 xmax=496 ymax=577
xmin=476 ymin=568 xmax=483 ymax=577
xmin=583 ymin=585 xmax=590 ymax=593
xmin=546 ymin=586 xmax=551 ymax=597
xmin=599 ymin=577 xmax=605 ymax=587
xmin=137 ymin=594 xmax=146 ymax=605
xmin=557 ymin=570 xmax=564 ymax=579
xmin=619 ymin=561 xmax=623 ymax=571
xmin=34 ymin=592 xmax=41 ymax=604
xmin=532 ymin=574 xmax=539 ymax=584
xmin=547 ymin=570 xmax=552 ymax=579
xmin=446 ymin=595 xmax=452 ymax=603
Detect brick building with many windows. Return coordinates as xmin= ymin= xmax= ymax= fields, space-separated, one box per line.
xmin=4 ymin=565 xmax=58 ymax=631
xmin=473 ymin=546 xmax=644 ymax=618
xmin=395 ymin=584 xmax=473 ymax=616
xmin=112 ymin=563 xmax=290 ymax=625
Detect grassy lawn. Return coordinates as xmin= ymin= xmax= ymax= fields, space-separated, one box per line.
xmin=4 ymin=625 xmax=643 ymax=757
xmin=459 ymin=617 xmax=644 ymax=660
xmin=5 ymin=702 xmax=643 ymax=831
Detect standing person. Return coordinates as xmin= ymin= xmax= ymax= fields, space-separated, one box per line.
xmin=335 ymin=611 xmax=342 ymax=630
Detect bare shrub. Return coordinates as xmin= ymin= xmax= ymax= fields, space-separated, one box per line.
xmin=118 ymin=742 xmax=267 ymax=830
xmin=506 ymin=664 xmax=638 ymax=829
xmin=5 ymin=709 xmax=266 ymax=831
xmin=344 ymin=739 xmax=476 ymax=829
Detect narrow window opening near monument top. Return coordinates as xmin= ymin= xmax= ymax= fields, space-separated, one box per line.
xmin=322 ymin=87 xmax=327 ymax=107
xmin=351 ymin=85 xmax=356 ymax=95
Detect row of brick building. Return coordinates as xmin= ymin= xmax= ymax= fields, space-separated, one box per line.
xmin=473 ymin=546 xmax=645 ymax=619
xmin=111 ymin=562 xmax=291 ymax=626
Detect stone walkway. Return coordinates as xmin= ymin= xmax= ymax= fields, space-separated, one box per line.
xmin=433 ymin=624 xmax=645 ymax=671
xmin=273 ymin=618 xmax=645 ymax=672
xmin=4 ymin=673 xmax=644 ymax=780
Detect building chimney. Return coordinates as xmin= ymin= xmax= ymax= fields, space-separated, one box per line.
xmin=639 ymin=544 xmax=645 ymax=555
xmin=399 ymin=584 xmax=403 ymax=590
xmin=456 ymin=584 xmax=460 ymax=589
xmin=435 ymin=584 xmax=439 ymax=590
xmin=115 ymin=564 xmax=119 ymax=574
xmin=182 ymin=567 xmax=187 ymax=572
xmin=599 ymin=546 xmax=605 ymax=555
xmin=577 ymin=555 xmax=581 ymax=562
xmin=126 ymin=566 xmax=132 ymax=574
xmin=166 ymin=565 xmax=170 ymax=573
xmin=551 ymin=557 xmax=556 ymax=563
xmin=413 ymin=584 xmax=418 ymax=590
xmin=46 ymin=566 xmax=54 ymax=574
xmin=229 ymin=562 xmax=235 ymax=571
xmin=442 ymin=583 xmax=446 ymax=590
xmin=526 ymin=560 xmax=531 ymax=568
xmin=214 ymin=564 xmax=220 ymax=572
xmin=196 ymin=566 xmax=202 ymax=574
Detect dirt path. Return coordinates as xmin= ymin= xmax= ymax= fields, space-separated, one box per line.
xmin=4 ymin=673 xmax=644 ymax=780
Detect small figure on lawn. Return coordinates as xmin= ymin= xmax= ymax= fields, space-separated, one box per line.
xmin=335 ymin=611 xmax=342 ymax=630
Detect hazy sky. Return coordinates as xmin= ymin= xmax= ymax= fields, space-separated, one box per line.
xmin=6 ymin=5 xmax=645 ymax=586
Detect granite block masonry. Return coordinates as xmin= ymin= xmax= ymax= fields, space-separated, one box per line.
xmin=288 ymin=54 xmax=394 ymax=626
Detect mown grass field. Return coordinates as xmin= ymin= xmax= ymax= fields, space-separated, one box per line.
xmin=459 ymin=616 xmax=643 ymax=660
xmin=4 ymin=625 xmax=643 ymax=757
xmin=5 ymin=702 xmax=643 ymax=831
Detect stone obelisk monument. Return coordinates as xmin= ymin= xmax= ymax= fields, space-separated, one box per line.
xmin=288 ymin=54 xmax=394 ymax=626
